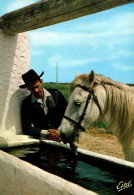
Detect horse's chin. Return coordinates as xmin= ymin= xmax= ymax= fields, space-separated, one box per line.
xmin=69 ymin=130 xmax=81 ymax=156
xmin=70 ymin=142 xmax=78 ymax=156
xmin=60 ymin=130 xmax=79 ymax=155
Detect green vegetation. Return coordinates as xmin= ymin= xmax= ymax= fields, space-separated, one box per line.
xmin=93 ymin=120 xmax=108 ymax=131
xmin=43 ymin=82 xmax=70 ymax=101
xmin=127 ymin=84 xmax=134 ymax=86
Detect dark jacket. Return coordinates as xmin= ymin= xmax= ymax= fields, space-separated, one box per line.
xmin=21 ymin=89 xmax=68 ymax=139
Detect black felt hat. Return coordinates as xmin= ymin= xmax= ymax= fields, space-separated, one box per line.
xmin=19 ymin=69 xmax=44 ymax=88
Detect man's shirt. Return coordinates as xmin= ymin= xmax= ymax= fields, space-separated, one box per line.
xmin=31 ymin=88 xmax=51 ymax=138
xmin=31 ymin=88 xmax=51 ymax=115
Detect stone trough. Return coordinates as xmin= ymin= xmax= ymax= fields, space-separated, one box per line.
xmin=0 ymin=136 xmax=97 ymax=195
xmin=0 ymin=136 xmax=134 ymax=195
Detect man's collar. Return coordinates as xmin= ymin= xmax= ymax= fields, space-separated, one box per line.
xmin=44 ymin=88 xmax=51 ymax=98
xmin=31 ymin=88 xmax=51 ymax=104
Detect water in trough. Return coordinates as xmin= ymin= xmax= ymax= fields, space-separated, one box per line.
xmin=5 ymin=143 xmax=134 ymax=195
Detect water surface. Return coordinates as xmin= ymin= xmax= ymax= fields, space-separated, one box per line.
xmin=6 ymin=145 xmax=134 ymax=195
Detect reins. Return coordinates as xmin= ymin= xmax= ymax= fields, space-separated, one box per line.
xmin=64 ymin=84 xmax=102 ymax=142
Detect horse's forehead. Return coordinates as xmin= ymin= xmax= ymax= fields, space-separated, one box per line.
xmin=71 ymin=87 xmax=88 ymax=99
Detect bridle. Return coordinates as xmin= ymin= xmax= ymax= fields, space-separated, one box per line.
xmin=64 ymin=84 xmax=102 ymax=142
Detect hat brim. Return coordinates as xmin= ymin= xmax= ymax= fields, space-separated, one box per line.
xmin=19 ymin=71 xmax=44 ymax=89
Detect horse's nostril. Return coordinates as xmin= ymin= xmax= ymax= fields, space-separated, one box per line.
xmin=60 ymin=133 xmax=67 ymax=144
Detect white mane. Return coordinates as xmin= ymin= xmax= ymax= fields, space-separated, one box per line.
xmin=70 ymin=73 xmax=134 ymax=148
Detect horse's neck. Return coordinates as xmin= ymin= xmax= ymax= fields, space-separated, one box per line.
xmin=95 ymin=85 xmax=115 ymax=133
xmin=100 ymin=85 xmax=134 ymax=139
xmin=101 ymin=112 xmax=119 ymax=136
xmin=95 ymin=85 xmax=106 ymax=106
xmin=95 ymin=84 xmax=134 ymax=159
xmin=95 ymin=86 xmax=110 ymax=125
xmin=98 ymin=85 xmax=119 ymax=136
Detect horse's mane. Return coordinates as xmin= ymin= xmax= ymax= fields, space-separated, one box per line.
xmin=70 ymin=73 xmax=134 ymax=93
xmin=70 ymin=73 xmax=134 ymax=147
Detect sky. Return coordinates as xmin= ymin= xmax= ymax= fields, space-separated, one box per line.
xmin=0 ymin=0 xmax=134 ymax=84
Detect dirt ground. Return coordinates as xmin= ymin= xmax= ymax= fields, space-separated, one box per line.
xmin=77 ymin=127 xmax=124 ymax=159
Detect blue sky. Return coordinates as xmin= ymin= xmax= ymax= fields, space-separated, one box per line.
xmin=0 ymin=0 xmax=134 ymax=84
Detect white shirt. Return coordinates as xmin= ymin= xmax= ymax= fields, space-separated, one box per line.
xmin=31 ymin=88 xmax=51 ymax=138
xmin=31 ymin=88 xmax=51 ymax=115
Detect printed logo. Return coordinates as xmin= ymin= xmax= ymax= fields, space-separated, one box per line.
xmin=116 ymin=180 xmax=132 ymax=192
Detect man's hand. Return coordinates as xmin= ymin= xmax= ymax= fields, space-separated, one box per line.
xmin=47 ymin=129 xmax=61 ymax=142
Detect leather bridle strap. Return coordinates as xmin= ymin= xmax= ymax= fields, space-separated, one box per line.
xmin=64 ymin=85 xmax=102 ymax=133
xmin=64 ymin=92 xmax=92 ymax=132
xmin=77 ymin=84 xmax=102 ymax=114
xmin=63 ymin=115 xmax=86 ymax=132
xmin=92 ymin=93 xmax=102 ymax=114
xmin=64 ymin=86 xmax=93 ymax=132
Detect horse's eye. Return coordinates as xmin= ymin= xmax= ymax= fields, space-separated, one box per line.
xmin=74 ymin=102 xmax=81 ymax=106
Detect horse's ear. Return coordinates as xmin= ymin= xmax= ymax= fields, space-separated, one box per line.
xmin=75 ymin=72 xmax=79 ymax=78
xmin=88 ymin=70 xmax=95 ymax=87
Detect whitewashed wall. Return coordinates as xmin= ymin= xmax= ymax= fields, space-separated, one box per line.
xmin=0 ymin=30 xmax=30 ymax=136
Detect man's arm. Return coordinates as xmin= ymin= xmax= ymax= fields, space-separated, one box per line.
xmin=21 ymin=90 xmax=67 ymax=141
xmin=21 ymin=100 xmax=61 ymax=141
xmin=21 ymin=100 xmax=42 ymax=139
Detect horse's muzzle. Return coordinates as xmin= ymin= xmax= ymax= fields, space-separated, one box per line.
xmin=60 ymin=132 xmax=68 ymax=144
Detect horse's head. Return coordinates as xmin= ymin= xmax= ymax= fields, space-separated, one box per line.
xmin=60 ymin=70 xmax=106 ymax=154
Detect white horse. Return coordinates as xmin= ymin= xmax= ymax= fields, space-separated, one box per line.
xmin=60 ymin=70 xmax=134 ymax=162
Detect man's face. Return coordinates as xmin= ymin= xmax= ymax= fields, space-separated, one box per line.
xmin=27 ymin=79 xmax=43 ymax=98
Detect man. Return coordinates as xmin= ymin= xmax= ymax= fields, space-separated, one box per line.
xmin=20 ymin=69 xmax=67 ymax=141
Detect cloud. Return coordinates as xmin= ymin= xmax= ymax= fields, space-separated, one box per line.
xmin=29 ymin=30 xmax=133 ymax=48
xmin=29 ymin=31 xmax=103 ymax=46
xmin=5 ymin=0 xmax=38 ymax=13
xmin=48 ymin=54 xmax=89 ymax=67
xmin=30 ymin=50 xmax=44 ymax=56
xmin=117 ymin=50 xmax=134 ymax=57
xmin=112 ymin=63 xmax=134 ymax=71
xmin=28 ymin=11 xmax=134 ymax=48
xmin=48 ymin=55 xmax=117 ymax=68
xmin=75 ymin=12 xmax=134 ymax=33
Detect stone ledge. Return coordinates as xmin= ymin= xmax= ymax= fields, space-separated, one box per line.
xmin=41 ymin=140 xmax=134 ymax=169
xmin=0 ymin=149 xmax=97 ymax=195
xmin=1 ymin=136 xmax=134 ymax=169
xmin=0 ymin=135 xmax=40 ymax=148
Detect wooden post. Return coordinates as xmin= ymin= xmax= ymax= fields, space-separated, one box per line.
xmin=56 ymin=61 xmax=58 ymax=85
xmin=0 ymin=0 xmax=134 ymax=35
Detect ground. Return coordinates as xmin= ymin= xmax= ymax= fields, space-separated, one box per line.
xmin=77 ymin=127 xmax=124 ymax=159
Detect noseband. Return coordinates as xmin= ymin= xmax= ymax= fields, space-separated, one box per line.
xmin=64 ymin=84 xmax=102 ymax=142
